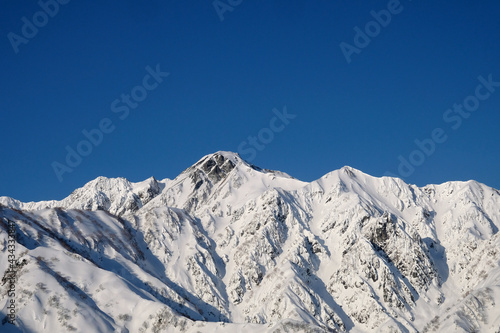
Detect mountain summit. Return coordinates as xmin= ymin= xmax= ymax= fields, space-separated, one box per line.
xmin=1 ymin=152 xmax=500 ymax=332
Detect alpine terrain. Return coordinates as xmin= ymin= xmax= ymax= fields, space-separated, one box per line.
xmin=1 ymin=151 xmax=500 ymax=333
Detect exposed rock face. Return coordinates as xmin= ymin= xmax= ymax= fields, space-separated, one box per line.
xmin=1 ymin=151 xmax=500 ymax=332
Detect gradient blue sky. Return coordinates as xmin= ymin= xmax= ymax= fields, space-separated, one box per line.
xmin=1 ymin=0 xmax=500 ymax=202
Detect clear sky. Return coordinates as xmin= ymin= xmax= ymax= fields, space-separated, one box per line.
xmin=1 ymin=0 xmax=500 ymax=202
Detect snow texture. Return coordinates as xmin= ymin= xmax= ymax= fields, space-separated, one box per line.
xmin=1 ymin=151 xmax=500 ymax=332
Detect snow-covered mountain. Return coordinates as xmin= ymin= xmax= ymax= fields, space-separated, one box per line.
xmin=1 ymin=151 xmax=500 ymax=332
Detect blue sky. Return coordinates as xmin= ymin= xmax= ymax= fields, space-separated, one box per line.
xmin=1 ymin=0 xmax=500 ymax=202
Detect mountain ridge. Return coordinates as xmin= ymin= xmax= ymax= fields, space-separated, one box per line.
xmin=2 ymin=151 xmax=494 ymax=212
xmin=1 ymin=151 xmax=500 ymax=332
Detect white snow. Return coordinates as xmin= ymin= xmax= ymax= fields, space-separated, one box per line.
xmin=1 ymin=151 xmax=499 ymax=332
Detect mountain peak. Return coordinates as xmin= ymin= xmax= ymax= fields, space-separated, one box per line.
xmin=198 ymin=151 xmax=243 ymax=165
xmin=186 ymin=151 xmax=239 ymax=183
xmin=340 ymin=165 xmax=357 ymax=178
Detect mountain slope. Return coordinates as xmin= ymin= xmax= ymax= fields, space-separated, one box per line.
xmin=1 ymin=151 xmax=500 ymax=332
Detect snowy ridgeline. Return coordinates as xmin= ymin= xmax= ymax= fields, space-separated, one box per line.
xmin=1 ymin=151 xmax=500 ymax=333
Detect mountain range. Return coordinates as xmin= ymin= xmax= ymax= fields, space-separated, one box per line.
xmin=1 ymin=151 xmax=500 ymax=332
